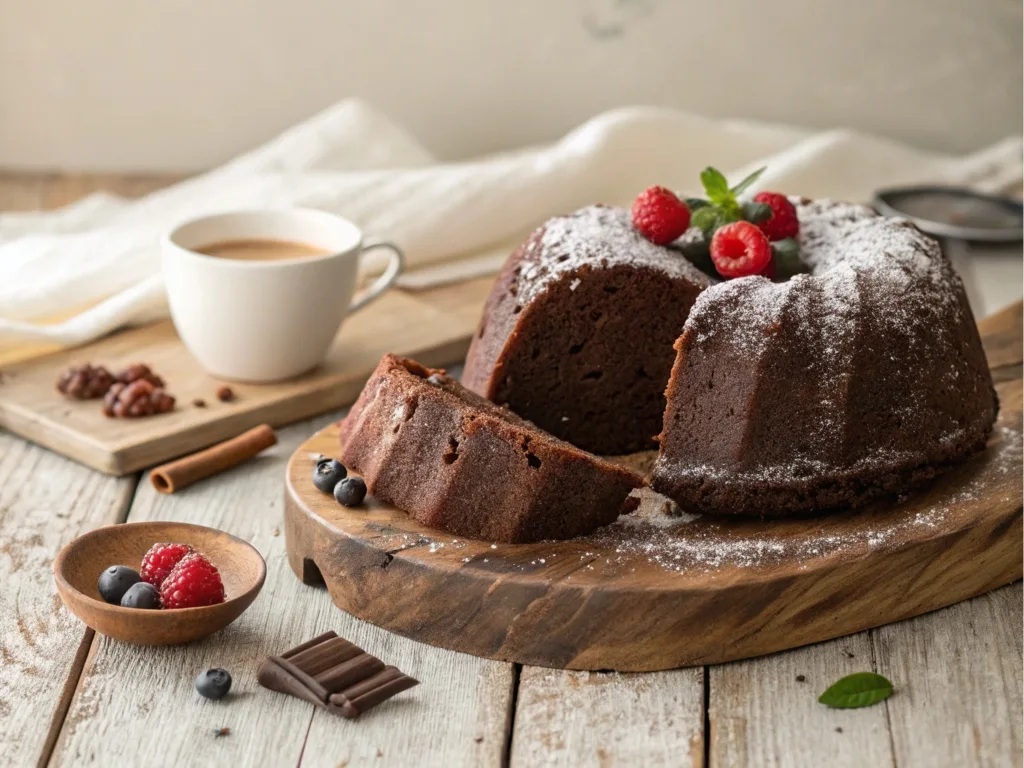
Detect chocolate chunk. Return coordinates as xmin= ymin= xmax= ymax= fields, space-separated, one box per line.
xmin=257 ymin=631 xmax=418 ymax=719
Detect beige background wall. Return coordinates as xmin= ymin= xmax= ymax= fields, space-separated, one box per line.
xmin=0 ymin=0 xmax=1020 ymax=172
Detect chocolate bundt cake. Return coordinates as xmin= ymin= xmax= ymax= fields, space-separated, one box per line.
xmin=651 ymin=199 xmax=998 ymax=516
xmin=339 ymin=355 xmax=644 ymax=543
xmin=462 ymin=205 xmax=712 ymax=455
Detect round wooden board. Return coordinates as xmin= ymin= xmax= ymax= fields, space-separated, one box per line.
xmin=285 ymin=390 xmax=1022 ymax=672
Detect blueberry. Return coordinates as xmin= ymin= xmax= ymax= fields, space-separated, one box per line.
xmin=195 ymin=668 xmax=232 ymax=700
xmin=97 ymin=565 xmax=141 ymax=605
xmin=120 ymin=581 xmax=161 ymax=609
xmin=313 ymin=458 xmax=347 ymax=493
xmin=334 ymin=476 xmax=367 ymax=508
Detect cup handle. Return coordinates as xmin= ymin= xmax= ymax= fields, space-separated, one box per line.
xmin=349 ymin=239 xmax=405 ymax=315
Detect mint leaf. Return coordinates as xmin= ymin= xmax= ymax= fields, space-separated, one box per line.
xmin=818 ymin=673 xmax=893 ymax=709
xmin=700 ymin=167 xmax=731 ymax=206
xmin=772 ymin=237 xmax=800 ymax=260
xmin=685 ymin=197 xmax=710 ymax=211
xmin=742 ymin=201 xmax=773 ymax=224
xmin=730 ymin=166 xmax=766 ymax=196
xmin=678 ymin=236 xmax=716 ymax=277
xmin=691 ymin=206 xmax=720 ymax=238
xmin=773 ymin=238 xmax=807 ymax=281
xmin=692 ymin=206 xmax=740 ymax=240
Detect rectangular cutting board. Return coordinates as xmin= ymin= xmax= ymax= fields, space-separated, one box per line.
xmin=0 ymin=277 xmax=494 ymax=475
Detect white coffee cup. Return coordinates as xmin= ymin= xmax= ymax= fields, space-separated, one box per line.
xmin=163 ymin=208 xmax=404 ymax=382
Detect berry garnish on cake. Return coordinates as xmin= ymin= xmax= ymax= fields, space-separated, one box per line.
xmin=630 ymin=166 xmax=806 ymax=280
xmin=630 ymin=186 xmax=691 ymax=245
xmin=709 ymin=221 xmax=773 ymax=278
xmin=752 ymin=191 xmax=799 ymax=241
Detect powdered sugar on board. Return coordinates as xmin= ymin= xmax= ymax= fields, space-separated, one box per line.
xmin=577 ymin=423 xmax=1022 ymax=575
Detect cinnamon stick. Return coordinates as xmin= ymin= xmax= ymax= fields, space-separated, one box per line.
xmin=150 ymin=424 xmax=277 ymax=494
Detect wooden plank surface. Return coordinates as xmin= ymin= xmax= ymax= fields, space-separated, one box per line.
xmin=708 ymin=585 xmax=1023 ymax=768
xmin=510 ymin=666 xmax=705 ymax=767
xmin=0 ymin=430 xmax=136 ymax=768
xmin=49 ymin=411 xmax=516 ymax=767
xmin=708 ymin=633 xmax=895 ymax=768
xmin=875 ymin=583 xmax=1023 ymax=768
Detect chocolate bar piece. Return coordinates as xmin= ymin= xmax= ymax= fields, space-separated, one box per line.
xmin=258 ymin=631 xmax=419 ymax=719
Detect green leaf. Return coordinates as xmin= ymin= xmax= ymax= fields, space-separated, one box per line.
xmin=818 ymin=673 xmax=893 ymax=709
xmin=742 ymin=201 xmax=773 ymax=224
xmin=692 ymin=206 xmax=741 ymax=240
xmin=730 ymin=166 xmax=767 ymax=196
xmin=773 ymin=238 xmax=808 ymax=281
xmin=772 ymin=237 xmax=800 ymax=259
xmin=700 ymin=167 xmax=731 ymax=206
xmin=691 ymin=206 xmax=720 ymax=238
xmin=685 ymin=197 xmax=710 ymax=211
xmin=678 ymin=236 xmax=716 ymax=278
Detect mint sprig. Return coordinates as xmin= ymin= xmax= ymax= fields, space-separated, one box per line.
xmin=690 ymin=165 xmax=767 ymax=231
xmin=699 ymin=167 xmax=733 ymax=207
xmin=818 ymin=672 xmax=894 ymax=709
xmin=671 ymin=164 xmax=805 ymax=282
xmin=729 ymin=166 xmax=766 ymax=197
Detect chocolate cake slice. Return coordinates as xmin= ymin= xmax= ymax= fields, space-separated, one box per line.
xmin=339 ymin=355 xmax=644 ymax=543
xmin=462 ymin=205 xmax=712 ymax=455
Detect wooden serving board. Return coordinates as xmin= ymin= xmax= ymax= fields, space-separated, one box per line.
xmin=284 ymin=303 xmax=1023 ymax=672
xmin=0 ymin=277 xmax=493 ymax=474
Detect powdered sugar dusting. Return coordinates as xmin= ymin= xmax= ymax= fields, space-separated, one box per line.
xmin=513 ymin=205 xmax=711 ymax=305
xmin=660 ymin=198 xmax=992 ymax=488
xmin=585 ymin=423 xmax=1021 ymax=574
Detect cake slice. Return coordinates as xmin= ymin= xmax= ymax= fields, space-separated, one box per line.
xmin=339 ymin=355 xmax=644 ymax=543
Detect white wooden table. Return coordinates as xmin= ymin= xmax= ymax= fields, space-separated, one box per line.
xmin=1 ymin=174 xmax=1021 ymax=768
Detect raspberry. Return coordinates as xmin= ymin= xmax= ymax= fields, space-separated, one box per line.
xmin=710 ymin=221 xmax=773 ymax=279
xmin=159 ymin=553 xmax=225 ymax=609
xmin=140 ymin=542 xmax=194 ymax=587
xmin=631 ymin=186 xmax=691 ymax=245
xmin=753 ymin=192 xmax=799 ymax=241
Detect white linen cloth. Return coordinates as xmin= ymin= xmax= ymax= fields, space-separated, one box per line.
xmin=1 ymin=99 xmax=1020 ymax=354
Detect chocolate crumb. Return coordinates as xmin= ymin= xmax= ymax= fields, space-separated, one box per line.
xmin=376 ymin=748 xmax=383 ymax=757
xmin=835 ymin=727 xmax=843 ymax=733
xmin=213 ymin=727 xmax=231 ymax=738
xmin=216 ymin=385 xmax=235 ymax=402
xmin=192 ymin=398 xmax=207 ymax=408
xmin=661 ymin=500 xmax=682 ymax=518
xmin=474 ymin=736 xmax=484 ymax=743
xmin=795 ymin=674 xmax=806 ymax=682
xmin=842 ymin=650 xmax=855 ymax=658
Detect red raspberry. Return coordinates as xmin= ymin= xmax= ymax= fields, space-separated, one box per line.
xmin=753 ymin=192 xmax=799 ymax=241
xmin=140 ymin=542 xmax=194 ymax=587
xmin=710 ymin=221 xmax=773 ymax=279
xmin=159 ymin=553 xmax=225 ymax=609
xmin=631 ymin=186 xmax=691 ymax=245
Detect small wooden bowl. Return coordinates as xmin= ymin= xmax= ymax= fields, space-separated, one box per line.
xmin=54 ymin=521 xmax=266 ymax=645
